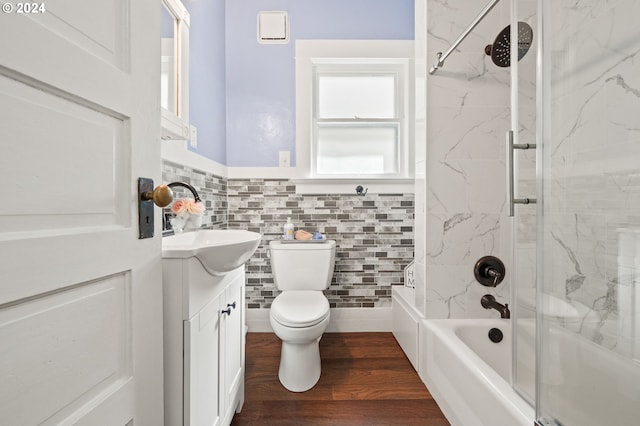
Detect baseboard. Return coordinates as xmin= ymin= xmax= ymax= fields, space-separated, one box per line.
xmin=246 ymin=307 xmax=392 ymax=333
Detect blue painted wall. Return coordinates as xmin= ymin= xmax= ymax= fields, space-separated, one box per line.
xmin=225 ymin=0 xmax=415 ymax=167
xmin=184 ymin=0 xmax=414 ymax=166
xmin=184 ymin=0 xmax=227 ymax=163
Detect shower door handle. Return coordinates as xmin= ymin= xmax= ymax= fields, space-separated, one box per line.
xmin=507 ymin=130 xmax=537 ymax=217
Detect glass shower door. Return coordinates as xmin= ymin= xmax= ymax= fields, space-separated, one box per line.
xmin=536 ymin=0 xmax=640 ymax=424
xmin=511 ymin=0 xmax=537 ymax=405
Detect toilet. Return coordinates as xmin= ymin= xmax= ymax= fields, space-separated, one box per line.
xmin=268 ymin=239 xmax=336 ymax=392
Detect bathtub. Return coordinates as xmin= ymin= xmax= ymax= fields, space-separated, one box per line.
xmin=392 ymin=286 xmax=423 ymax=372
xmin=421 ymin=319 xmax=534 ymax=426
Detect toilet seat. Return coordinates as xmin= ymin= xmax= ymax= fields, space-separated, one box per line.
xmin=271 ymin=291 xmax=329 ymax=328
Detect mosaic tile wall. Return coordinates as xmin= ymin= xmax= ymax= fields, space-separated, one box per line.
xmin=227 ymin=179 xmax=415 ymax=309
xmin=160 ymin=162 xmax=415 ymax=309
xmin=161 ymin=160 xmax=227 ymax=230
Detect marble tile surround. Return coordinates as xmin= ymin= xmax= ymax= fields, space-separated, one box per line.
xmin=419 ymin=0 xmax=640 ymax=356
xmin=542 ymin=0 xmax=640 ymax=358
xmin=419 ymin=0 xmax=513 ymax=319
xmin=160 ymin=161 xmax=415 ymax=309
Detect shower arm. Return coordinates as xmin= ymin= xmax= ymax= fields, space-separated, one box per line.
xmin=428 ymin=0 xmax=501 ymax=75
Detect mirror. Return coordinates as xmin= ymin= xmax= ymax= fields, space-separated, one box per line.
xmin=161 ymin=0 xmax=190 ymax=140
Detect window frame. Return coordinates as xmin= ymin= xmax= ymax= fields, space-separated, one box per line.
xmin=311 ymin=63 xmax=406 ymax=178
xmin=295 ymin=40 xmax=414 ymax=181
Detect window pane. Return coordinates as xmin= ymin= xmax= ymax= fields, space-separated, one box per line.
xmin=318 ymin=75 xmax=395 ymax=119
xmin=316 ymin=125 xmax=398 ymax=175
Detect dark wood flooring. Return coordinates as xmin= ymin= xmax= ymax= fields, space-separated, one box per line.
xmin=231 ymin=332 xmax=450 ymax=426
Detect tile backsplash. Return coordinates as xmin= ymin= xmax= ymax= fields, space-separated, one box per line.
xmin=161 ymin=160 xmax=227 ymax=230
xmin=161 ymin=162 xmax=415 ymax=309
xmin=227 ymin=179 xmax=414 ymax=309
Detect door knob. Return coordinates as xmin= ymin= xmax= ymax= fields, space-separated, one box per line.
xmin=142 ymin=184 xmax=174 ymax=208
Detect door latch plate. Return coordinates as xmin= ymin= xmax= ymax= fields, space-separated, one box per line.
xmin=138 ymin=177 xmax=155 ymax=239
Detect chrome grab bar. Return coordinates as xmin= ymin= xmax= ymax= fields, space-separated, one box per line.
xmin=507 ymin=130 xmax=537 ymax=217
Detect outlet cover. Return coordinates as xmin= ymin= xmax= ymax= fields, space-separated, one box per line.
xmin=279 ymin=151 xmax=290 ymax=167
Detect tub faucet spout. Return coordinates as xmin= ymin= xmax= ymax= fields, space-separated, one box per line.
xmin=481 ymin=294 xmax=510 ymax=319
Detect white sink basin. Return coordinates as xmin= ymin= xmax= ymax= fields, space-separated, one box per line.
xmin=162 ymin=230 xmax=262 ymax=276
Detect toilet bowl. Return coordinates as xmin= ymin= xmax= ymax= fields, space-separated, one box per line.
xmin=270 ymin=291 xmax=330 ymax=392
xmin=268 ymin=240 xmax=336 ymax=392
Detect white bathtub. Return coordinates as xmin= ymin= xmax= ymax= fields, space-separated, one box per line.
xmin=392 ymin=286 xmax=423 ymax=372
xmin=421 ymin=319 xmax=534 ymax=426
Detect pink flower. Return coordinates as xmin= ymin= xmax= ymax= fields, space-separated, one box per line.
xmin=171 ymin=198 xmax=190 ymax=216
xmin=171 ymin=198 xmax=205 ymax=216
xmin=187 ymin=201 xmax=205 ymax=215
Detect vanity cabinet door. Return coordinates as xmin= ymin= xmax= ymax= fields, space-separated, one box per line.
xmin=184 ymin=295 xmax=221 ymax=426
xmin=221 ymin=274 xmax=245 ymax=421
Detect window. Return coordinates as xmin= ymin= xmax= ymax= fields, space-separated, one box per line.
xmin=314 ymin=67 xmax=403 ymax=176
xmin=296 ymin=40 xmax=414 ymax=180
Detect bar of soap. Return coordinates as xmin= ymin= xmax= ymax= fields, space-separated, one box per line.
xmin=294 ymin=230 xmax=313 ymax=240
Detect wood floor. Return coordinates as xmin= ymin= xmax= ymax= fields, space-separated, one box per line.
xmin=231 ymin=332 xmax=450 ymax=426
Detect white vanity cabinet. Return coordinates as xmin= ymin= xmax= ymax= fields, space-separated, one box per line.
xmin=163 ymin=257 xmax=245 ymax=426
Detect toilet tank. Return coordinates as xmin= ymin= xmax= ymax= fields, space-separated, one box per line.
xmin=269 ymin=240 xmax=336 ymax=291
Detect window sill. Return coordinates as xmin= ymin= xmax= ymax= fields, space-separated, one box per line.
xmin=290 ymin=178 xmax=414 ymax=195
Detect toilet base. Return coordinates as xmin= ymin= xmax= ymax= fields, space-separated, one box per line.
xmin=270 ymin=312 xmax=330 ymax=393
xmin=278 ymin=336 xmax=322 ymax=392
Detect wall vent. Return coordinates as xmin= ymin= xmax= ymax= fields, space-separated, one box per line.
xmin=257 ymin=11 xmax=289 ymax=44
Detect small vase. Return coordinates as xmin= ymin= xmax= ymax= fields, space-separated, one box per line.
xmin=170 ymin=215 xmax=187 ymax=234
xmin=185 ymin=214 xmax=203 ymax=231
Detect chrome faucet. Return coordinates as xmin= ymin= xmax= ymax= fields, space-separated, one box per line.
xmin=481 ymin=294 xmax=510 ymax=319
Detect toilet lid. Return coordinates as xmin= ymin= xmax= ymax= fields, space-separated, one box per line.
xmin=271 ymin=291 xmax=330 ymax=328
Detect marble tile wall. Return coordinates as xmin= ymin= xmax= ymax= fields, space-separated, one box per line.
xmin=421 ymin=0 xmax=513 ymax=319
xmin=543 ymin=0 xmax=640 ymax=358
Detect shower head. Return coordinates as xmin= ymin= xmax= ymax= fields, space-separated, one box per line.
xmin=484 ymin=22 xmax=533 ymax=68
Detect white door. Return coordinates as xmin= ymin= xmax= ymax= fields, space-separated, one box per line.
xmin=0 ymin=2 xmax=164 ymax=425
